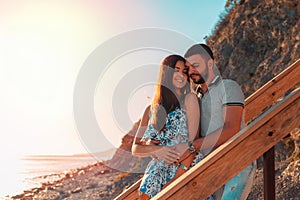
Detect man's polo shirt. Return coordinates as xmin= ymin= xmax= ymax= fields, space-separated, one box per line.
xmin=200 ymin=76 xmax=245 ymax=138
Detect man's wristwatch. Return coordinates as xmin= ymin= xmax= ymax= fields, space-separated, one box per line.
xmin=188 ymin=141 xmax=196 ymax=153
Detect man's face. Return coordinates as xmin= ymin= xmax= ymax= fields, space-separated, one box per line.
xmin=186 ymin=54 xmax=208 ymax=84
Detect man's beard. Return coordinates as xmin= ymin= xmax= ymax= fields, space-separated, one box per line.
xmin=192 ymin=74 xmax=206 ymax=84
xmin=190 ymin=67 xmax=208 ymax=84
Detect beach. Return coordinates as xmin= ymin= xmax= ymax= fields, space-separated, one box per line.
xmin=5 ymin=161 xmax=142 ymax=200
xmin=2 ymin=152 xmax=117 ymax=199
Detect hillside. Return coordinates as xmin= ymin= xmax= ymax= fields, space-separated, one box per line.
xmin=207 ymin=0 xmax=299 ymax=97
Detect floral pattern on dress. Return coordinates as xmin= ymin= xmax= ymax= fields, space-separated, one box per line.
xmin=139 ymin=107 xmax=214 ymax=200
xmin=141 ymin=107 xmax=189 ymax=146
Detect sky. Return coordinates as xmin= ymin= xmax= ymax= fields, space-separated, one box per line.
xmin=0 ymin=0 xmax=228 ymax=157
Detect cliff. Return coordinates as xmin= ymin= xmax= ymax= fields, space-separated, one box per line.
xmin=207 ymin=0 xmax=299 ymax=97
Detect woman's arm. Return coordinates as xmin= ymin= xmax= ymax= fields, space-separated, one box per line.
xmin=163 ymin=151 xmax=196 ymax=189
xmin=131 ymin=105 xmax=180 ymax=164
xmin=184 ymin=93 xmax=200 ymax=141
xmin=163 ymin=93 xmax=200 ymax=187
xmin=177 ymin=93 xmax=200 ymax=168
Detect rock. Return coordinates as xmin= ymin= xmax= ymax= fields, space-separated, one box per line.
xmin=86 ymin=184 xmax=98 ymax=189
xmin=71 ymin=187 xmax=82 ymax=194
xmin=78 ymin=170 xmax=85 ymax=175
xmin=221 ymin=44 xmax=233 ymax=58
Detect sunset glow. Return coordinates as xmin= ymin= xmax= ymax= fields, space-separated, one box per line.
xmin=0 ymin=0 xmax=227 ymax=156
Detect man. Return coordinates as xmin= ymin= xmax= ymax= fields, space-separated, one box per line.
xmin=176 ymin=44 xmax=255 ymax=199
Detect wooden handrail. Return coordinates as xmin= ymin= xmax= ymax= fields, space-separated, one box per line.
xmin=244 ymin=59 xmax=300 ymax=123
xmin=114 ymin=59 xmax=300 ymax=200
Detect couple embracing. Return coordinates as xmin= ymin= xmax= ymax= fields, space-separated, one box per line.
xmin=132 ymin=44 xmax=256 ymax=200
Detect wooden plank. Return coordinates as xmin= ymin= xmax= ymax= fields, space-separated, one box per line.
xmin=244 ymin=59 xmax=300 ymax=123
xmin=153 ymin=90 xmax=300 ymax=199
xmin=263 ymin=147 xmax=275 ymax=200
xmin=114 ymin=179 xmax=142 ymax=199
xmin=122 ymin=190 xmax=139 ymax=200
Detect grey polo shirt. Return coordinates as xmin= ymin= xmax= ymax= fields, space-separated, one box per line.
xmin=198 ymin=77 xmax=253 ymax=198
xmin=200 ymin=76 xmax=245 ymax=138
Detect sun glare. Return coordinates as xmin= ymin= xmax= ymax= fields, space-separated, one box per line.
xmin=0 ymin=1 xmax=110 ymax=155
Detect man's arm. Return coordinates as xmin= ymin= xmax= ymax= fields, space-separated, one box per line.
xmin=178 ymin=105 xmax=243 ymax=161
xmin=193 ymin=105 xmax=243 ymax=150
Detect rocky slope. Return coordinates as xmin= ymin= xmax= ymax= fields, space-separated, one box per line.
xmin=207 ymin=0 xmax=300 ymax=97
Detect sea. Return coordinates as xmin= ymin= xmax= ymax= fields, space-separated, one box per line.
xmin=1 ymin=150 xmax=115 ymax=199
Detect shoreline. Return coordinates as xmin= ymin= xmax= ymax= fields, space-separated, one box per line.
xmin=2 ymin=152 xmax=115 ymax=199
xmin=5 ymin=162 xmax=106 ymax=199
xmin=1 ymin=155 xmax=102 ymax=198
xmin=5 ymin=161 xmax=143 ymax=200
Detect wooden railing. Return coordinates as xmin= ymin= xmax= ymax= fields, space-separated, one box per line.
xmin=244 ymin=59 xmax=300 ymax=123
xmin=115 ymin=59 xmax=300 ymax=200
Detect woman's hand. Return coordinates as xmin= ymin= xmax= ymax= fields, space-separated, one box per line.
xmin=151 ymin=146 xmax=180 ymax=164
xmin=174 ymin=142 xmax=188 ymax=154
xmin=162 ymin=151 xmax=196 ymax=189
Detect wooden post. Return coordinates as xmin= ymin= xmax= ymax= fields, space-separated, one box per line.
xmin=263 ymin=146 xmax=275 ymax=200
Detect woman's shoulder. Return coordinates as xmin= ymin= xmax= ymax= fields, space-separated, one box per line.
xmin=184 ymin=92 xmax=198 ymax=103
xmin=142 ymin=104 xmax=151 ymax=116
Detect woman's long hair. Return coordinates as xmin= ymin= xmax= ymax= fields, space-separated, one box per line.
xmin=151 ymin=55 xmax=190 ymax=132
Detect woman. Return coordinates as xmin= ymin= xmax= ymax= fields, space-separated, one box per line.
xmin=132 ymin=55 xmax=205 ymax=199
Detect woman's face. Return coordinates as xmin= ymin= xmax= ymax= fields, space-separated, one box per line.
xmin=172 ymin=60 xmax=188 ymax=90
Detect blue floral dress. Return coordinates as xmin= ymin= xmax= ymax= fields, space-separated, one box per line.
xmin=138 ymin=107 xmax=213 ymax=199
